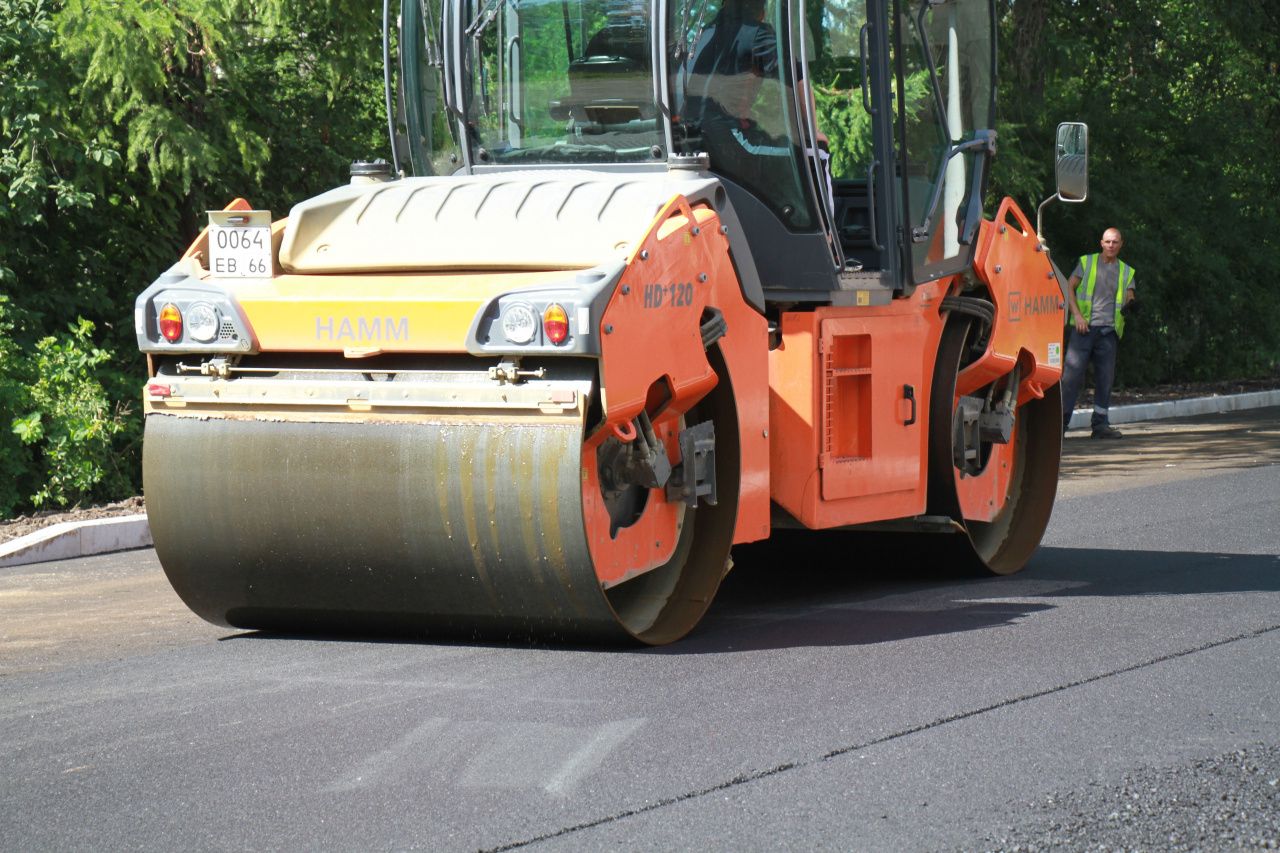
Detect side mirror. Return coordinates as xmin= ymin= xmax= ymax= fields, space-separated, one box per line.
xmin=1055 ymin=121 xmax=1088 ymax=202
xmin=1038 ymin=121 xmax=1090 ymax=299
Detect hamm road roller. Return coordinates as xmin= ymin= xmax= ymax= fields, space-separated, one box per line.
xmin=135 ymin=0 xmax=1086 ymax=643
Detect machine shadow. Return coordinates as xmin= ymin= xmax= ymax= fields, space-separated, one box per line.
xmin=658 ymin=533 xmax=1280 ymax=655
xmin=222 ymin=537 xmax=1278 ymax=654
xmin=1024 ymin=545 xmax=1280 ymax=597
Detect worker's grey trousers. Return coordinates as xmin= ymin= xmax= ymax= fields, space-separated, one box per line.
xmin=1060 ymin=326 xmax=1119 ymax=432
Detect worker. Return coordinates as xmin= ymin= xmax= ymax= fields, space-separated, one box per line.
xmin=681 ymin=0 xmax=824 ymax=224
xmin=1060 ymin=227 xmax=1137 ymax=438
xmin=683 ymin=0 xmax=782 ymax=159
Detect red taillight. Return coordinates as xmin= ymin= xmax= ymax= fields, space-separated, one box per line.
xmin=543 ymin=303 xmax=569 ymax=345
xmin=146 ymin=382 xmax=172 ymax=398
xmin=158 ymin=303 xmax=183 ymax=342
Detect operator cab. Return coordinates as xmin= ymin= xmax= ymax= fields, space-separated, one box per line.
xmin=396 ymin=0 xmax=996 ymax=302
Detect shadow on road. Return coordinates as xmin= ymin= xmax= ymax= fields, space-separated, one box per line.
xmin=223 ymin=536 xmax=1278 ymax=655
xmin=658 ymin=533 xmax=1280 ymax=654
xmin=1025 ymin=546 xmax=1280 ymax=598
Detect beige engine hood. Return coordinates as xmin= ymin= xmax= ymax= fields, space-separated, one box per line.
xmin=278 ymin=170 xmax=722 ymax=274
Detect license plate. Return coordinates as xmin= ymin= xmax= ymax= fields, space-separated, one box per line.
xmin=207 ymin=210 xmax=272 ymax=278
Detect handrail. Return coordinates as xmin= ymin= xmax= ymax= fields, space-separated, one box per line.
xmin=383 ymin=0 xmax=403 ymax=176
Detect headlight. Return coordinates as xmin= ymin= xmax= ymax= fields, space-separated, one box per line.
xmin=186 ymin=302 xmax=219 ymax=342
xmin=501 ymin=303 xmax=538 ymax=344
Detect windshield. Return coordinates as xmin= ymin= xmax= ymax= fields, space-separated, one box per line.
xmin=462 ymin=0 xmax=664 ymax=165
xmin=897 ymin=0 xmax=994 ymax=279
xmin=401 ymin=0 xmax=462 ymax=175
xmin=668 ymin=0 xmax=816 ymax=230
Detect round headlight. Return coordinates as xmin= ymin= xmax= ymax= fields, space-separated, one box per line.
xmin=186 ymin=302 xmax=219 ymax=343
xmin=501 ymin=303 xmax=538 ymax=345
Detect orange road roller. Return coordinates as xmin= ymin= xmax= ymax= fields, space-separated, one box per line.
xmin=136 ymin=0 xmax=1085 ymax=643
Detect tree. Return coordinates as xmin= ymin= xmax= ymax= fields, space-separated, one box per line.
xmin=990 ymin=0 xmax=1280 ymax=384
xmin=0 ymin=0 xmax=389 ymax=515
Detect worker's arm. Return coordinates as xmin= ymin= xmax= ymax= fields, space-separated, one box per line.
xmin=1066 ymin=274 xmax=1088 ymax=333
xmin=806 ymin=83 xmax=829 ymax=150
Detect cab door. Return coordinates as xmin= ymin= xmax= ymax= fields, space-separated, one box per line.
xmin=894 ymin=0 xmax=996 ymax=285
xmin=794 ymin=0 xmax=900 ymax=279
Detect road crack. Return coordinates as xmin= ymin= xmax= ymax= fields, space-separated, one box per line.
xmin=483 ymin=622 xmax=1280 ymax=852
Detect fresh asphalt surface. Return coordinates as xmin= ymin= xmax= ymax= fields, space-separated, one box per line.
xmin=1 ymin=410 xmax=1277 ymax=850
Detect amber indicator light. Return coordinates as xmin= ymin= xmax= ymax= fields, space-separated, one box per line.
xmin=543 ymin=303 xmax=569 ymax=345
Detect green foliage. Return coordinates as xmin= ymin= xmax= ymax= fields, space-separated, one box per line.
xmin=16 ymin=318 xmax=131 ymax=508
xmin=0 ymin=0 xmax=387 ymax=519
xmin=0 ymin=0 xmax=109 ymax=297
xmin=812 ymin=79 xmax=873 ymax=177
xmin=814 ymin=67 xmax=931 ymax=179
xmin=990 ymin=0 xmax=1280 ymax=385
xmin=814 ymin=67 xmax=933 ymax=180
xmin=0 ymin=299 xmax=131 ymax=511
xmin=0 ymin=298 xmax=36 ymax=515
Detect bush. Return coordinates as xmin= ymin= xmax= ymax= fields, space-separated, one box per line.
xmin=0 ymin=298 xmax=36 ymax=515
xmin=1 ymin=0 xmax=384 ymax=520
xmin=1 ymin=297 xmax=134 ymax=512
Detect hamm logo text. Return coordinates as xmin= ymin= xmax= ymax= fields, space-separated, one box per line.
xmin=315 ymin=316 xmax=409 ymax=342
xmin=1006 ymin=292 xmax=1060 ymax=322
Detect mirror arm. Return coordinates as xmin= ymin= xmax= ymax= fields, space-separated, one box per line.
xmin=1029 ymin=195 xmax=1080 ymax=302
xmin=1035 ymin=195 xmax=1075 ymax=304
xmin=1035 ymin=192 xmax=1060 ymax=244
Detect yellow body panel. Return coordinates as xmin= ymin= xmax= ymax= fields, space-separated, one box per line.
xmin=227 ymin=270 xmax=575 ymax=353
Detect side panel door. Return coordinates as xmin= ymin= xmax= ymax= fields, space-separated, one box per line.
xmin=818 ymin=313 xmax=925 ymax=500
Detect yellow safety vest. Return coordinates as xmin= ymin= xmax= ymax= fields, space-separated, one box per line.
xmin=1077 ymin=254 xmax=1136 ymax=337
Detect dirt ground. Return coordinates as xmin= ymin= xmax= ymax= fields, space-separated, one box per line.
xmin=1 ymin=496 xmax=145 ymax=544
xmin=1057 ymin=405 xmax=1280 ymax=499
xmin=1 ymin=378 xmax=1276 ymax=545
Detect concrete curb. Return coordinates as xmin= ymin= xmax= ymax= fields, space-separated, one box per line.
xmin=1067 ymin=389 xmax=1280 ymax=431
xmin=0 ymin=514 xmax=152 ymax=569
xmin=2 ymin=391 xmax=1276 ymax=569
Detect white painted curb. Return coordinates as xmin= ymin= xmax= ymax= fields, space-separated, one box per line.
xmin=1067 ymin=389 xmax=1280 ymax=431
xmin=0 ymin=514 xmax=152 ymax=569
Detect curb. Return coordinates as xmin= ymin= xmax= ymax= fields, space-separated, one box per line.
xmin=2 ymin=391 xmax=1277 ymax=569
xmin=0 ymin=514 xmax=152 ymax=569
xmin=1066 ymin=389 xmax=1280 ymax=431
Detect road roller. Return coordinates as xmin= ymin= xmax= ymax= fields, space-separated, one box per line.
xmin=135 ymin=0 xmax=1085 ymax=643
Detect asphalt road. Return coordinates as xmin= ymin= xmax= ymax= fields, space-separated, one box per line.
xmin=1 ymin=409 xmax=1277 ymax=851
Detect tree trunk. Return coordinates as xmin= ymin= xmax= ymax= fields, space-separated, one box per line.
xmin=1010 ymin=0 xmax=1051 ymax=100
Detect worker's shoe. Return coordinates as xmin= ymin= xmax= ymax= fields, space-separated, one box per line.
xmin=1090 ymin=425 xmax=1123 ymax=439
